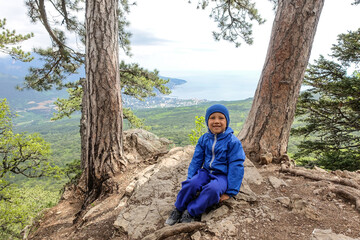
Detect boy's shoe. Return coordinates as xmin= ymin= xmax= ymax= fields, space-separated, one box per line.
xmin=165 ymin=208 xmax=182 ymax=225
xmin=179 ymin=210 xmax=195 ymax=223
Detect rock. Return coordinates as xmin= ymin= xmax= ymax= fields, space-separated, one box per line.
xmin=123 ymin=129 xmax=171 ymax=164
xmin=310 ymin=229 xmax=358 ymax=240
xmin=243 ymin=158 xmax=263 ymax=185
xmin=275 ymin=197 xmax=291 ymax=207
xmin=113 ymin=147 xmax=192 ymax=239
xmin=223 ymin=197 xmax=249 ymax=210
xmin=236 ymin=180 xmax=258 ymax=203
xmin=219 ymin=219 xmax=237 ymax=236
xmin=268 ymin=176 xmax=288 ymax=188
xmin=289 ymin=195 xmax=321 ymax=221
xmin=115 ymin=196 xmax=128 ymax=210
xmin=260 ymin=152 xmax=273 ymax=165
xmin=124 ymin=181 xmax=136 ymax=196
xmin=289 ymin=194 xmax=307 ymax=211
xmin=313 ymin=188 xmax=323 ymax=195
xmin=202 ymin=205 xmax=229 ymax=222
xmin=191 ymin=231 xmax=202 ymax=240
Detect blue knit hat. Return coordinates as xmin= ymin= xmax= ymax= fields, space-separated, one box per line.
xmin=205 ymin=104 xmax=230 ymax=129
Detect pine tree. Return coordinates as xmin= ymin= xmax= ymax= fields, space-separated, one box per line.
xmin=20 ymin=0 xmax=170 ymax=127
xmin=292 ymin=29 xmax=360 ymax=171
xmin=236 ymin=0 xmax=324 ymax=162
xmin=0 ymin=18 xmax=33 ymax=62
xmin=0 ymin=98 xmax=59 ymax=192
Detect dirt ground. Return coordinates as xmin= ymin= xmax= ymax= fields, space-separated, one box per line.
xmin=26 ymin=160 xmax=360 ymax=240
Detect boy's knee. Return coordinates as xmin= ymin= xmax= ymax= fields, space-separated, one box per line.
xmin=202 ymin=185 xmax=221 ymax=200
xmin=181 ymin=179 xmax=202 ymax=192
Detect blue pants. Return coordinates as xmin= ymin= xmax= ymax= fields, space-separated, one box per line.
xmin=174 ymin=169 xmax=227 ymax=217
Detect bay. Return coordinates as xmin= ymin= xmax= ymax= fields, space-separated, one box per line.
xmin=167 ymin=71 xmax=260 ymax=101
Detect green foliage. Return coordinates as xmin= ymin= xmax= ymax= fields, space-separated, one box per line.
xmin=63 ymin=158 xmax=82 ymax=185
xmin=51 ymin=62 xmax=170 ymax=128
xmin=0 ymin=184 xmax=59 ymax=240
xmin=14 ymin=111 xmax=81 ymax=190
xmin=120 ymin=61 xmax=171 ymax=101
xmin=331 ymin=28 xmax=360 ymax=66
xmin=0 ymin=18 xmax=34 ymax=62
xmin=292 ymin=29 xmax=360 ymax=171
xmin=193 ymin=0 xmax=265 ymax=47
xmin=0 ymin=99 xmax=61 ymax=239
xmin=123 ymin=108 xmax=150 ymax=130
xmin=0 ymin=99 xmax=60 ymax=189
xmin=51 ymin=85 xmax=83 ymax=121
xmin=188 ymin=116 xmax=207 ymax=145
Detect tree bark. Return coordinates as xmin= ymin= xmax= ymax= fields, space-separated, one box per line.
xmin=238 ymin=0 xmax=325 ymax=163
xmin=81 ymin=0 xmax=127 ymax=202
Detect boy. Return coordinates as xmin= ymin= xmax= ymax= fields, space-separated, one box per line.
xmin=166 ymin=104 xmax=246 ymax=225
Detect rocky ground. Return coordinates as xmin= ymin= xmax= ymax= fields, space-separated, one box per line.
xmin=26 ymin=129 xmax=360 ymax=240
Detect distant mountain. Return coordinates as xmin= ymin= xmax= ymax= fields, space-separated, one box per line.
xmin=160 ymin=76 xmax=187 ymax=89
xmin=0 ymin=56 xmax=203 ymax=113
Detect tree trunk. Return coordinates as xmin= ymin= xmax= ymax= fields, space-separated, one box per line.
xmin=238 ymin=0 xmax=325 ymax=163
xmin=81 ymin=0 xmax=127 ymax=203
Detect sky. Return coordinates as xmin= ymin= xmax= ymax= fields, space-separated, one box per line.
xmin=0 ymin=0 xmax=359 ymax=100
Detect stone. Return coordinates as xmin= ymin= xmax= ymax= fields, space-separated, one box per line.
xmin=123 ymin=129 xmax=171 ymax=164
xmin=268 ymin=176 xmax=288 ymax=188
xmin=310 ymin=229 xmax=358 ymax=240
xmin=191 ymin=231 xmax=202 ymax=240
xmin=115 ymin=197 xmax=128 ymax=210
xmin=125 ymin=181 xmax=136 ymax=196
xmin=243 ymin=158 xmax=263 ymax=185
xmin=219 ymin=219 xmax=237 ymax=236
xmin=260 ymin=152 xmax=273 ymax=165
xmin=290 ymin=196 xmax=307 ymax=211
xmin=202 ymin=205 xmax=229 ymax=222
xmin=113 ymin=146 xmax=192 ymax=239
xmin=275 ymin=197 xmax=291 ymax=207
xmin=236 ymin=181 xmax=258 ymax=203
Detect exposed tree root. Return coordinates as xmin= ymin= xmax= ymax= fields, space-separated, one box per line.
xmin=280 ymin=164 xmax=360 ymax=190
xmin=330 ymin=185 xmax=360 ymax=212
xmin=280 ymin=164 xmax=360 ymax=213
xmin=142 ymin=222 xmax=206 ymax=240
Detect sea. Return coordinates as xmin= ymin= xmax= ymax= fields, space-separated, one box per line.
xmin=167 ymin=71 xmax=261 ymax=101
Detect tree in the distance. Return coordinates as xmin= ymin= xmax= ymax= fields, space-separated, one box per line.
xmin=292 ymin=29 xmax=360 ymax=171
xmin=0 ymin=98 xmax=58 ymax=192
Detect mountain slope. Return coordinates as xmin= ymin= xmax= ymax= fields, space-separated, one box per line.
xmin=0 ymin=56 xmax=191 ymax=112
xmin=26 ymin=130 xmax=360 ymax=240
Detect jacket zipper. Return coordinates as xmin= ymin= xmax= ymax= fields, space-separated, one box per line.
xmin=209 ymin=134 xmax=217 ymax=172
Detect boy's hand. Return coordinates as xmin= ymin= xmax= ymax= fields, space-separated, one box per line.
xmin=219 ymin=194 xmax=230 ymax=202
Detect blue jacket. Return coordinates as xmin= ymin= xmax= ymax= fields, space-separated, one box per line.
xmin=187 ymin=127 xmax=246 ymax=197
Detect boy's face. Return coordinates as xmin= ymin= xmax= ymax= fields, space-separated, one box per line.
xmin=208 ymin=112 xmax=227 ymax=134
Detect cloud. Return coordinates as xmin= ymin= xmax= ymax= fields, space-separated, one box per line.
xmin=130 ymin=29 xmax=173 ymax=46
